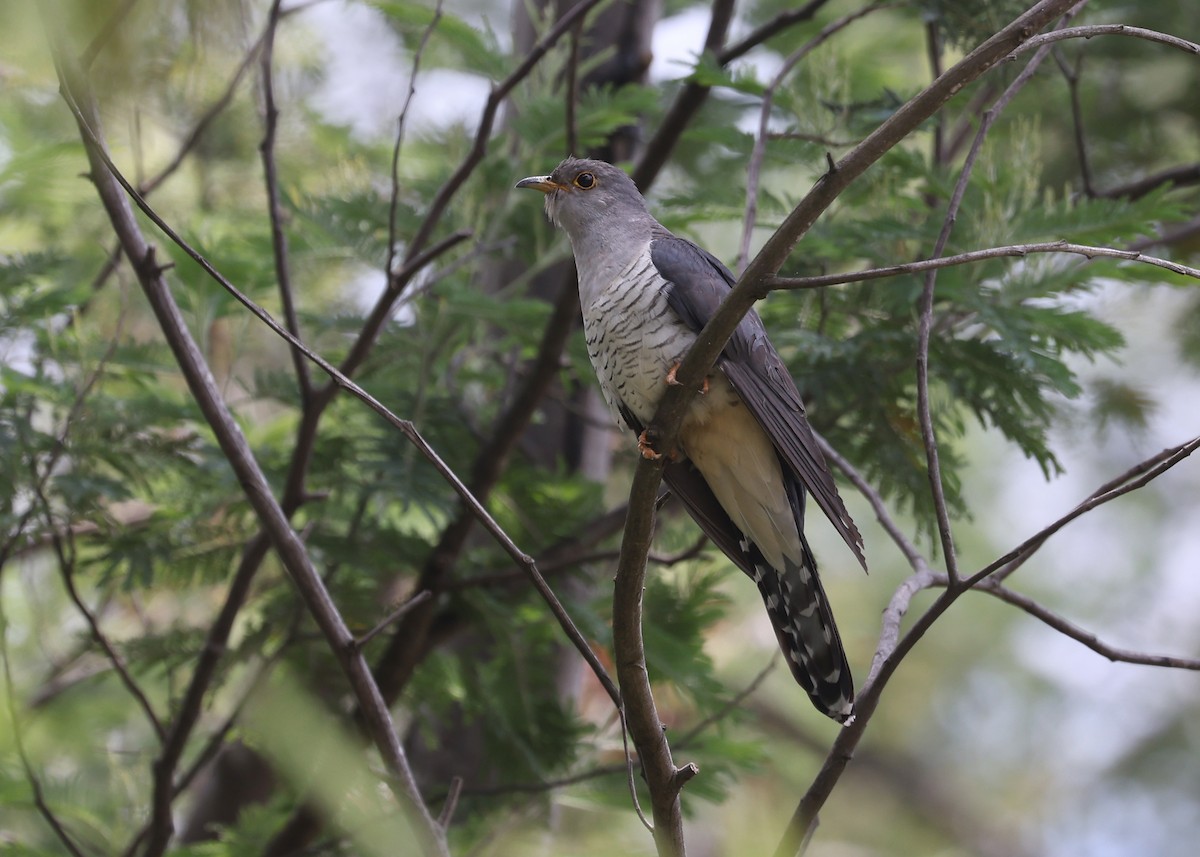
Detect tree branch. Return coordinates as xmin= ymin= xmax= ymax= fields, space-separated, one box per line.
xmin=258 ymin=0 xmax=312 ymax=404
xmin=51 ymin=37 xmax=448 ymax=857
xmin=915 ymin=11 xmax=1068 ymax=586
xmin=766 ymin=241 xmax=1200 ymax=290
xmin=738 ymin=1 xmax=893 ymax=274
xmin=612 ymin=458 xmax=689 ymax=857
xmin=971 ymin=582 xmax=1200 ymax=671
xmin=775 ymin=433 xmax=1200 ymax=857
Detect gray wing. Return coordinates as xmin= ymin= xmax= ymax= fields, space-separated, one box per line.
xmin=650 ymin=236 xmax=867 ymax=570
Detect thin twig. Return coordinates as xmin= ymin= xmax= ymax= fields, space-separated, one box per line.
xmin=915 ymin=17 xmax=1065 ymax=585
xmin=816 ymin=434 xmax=928 ymax=574
xmin=766 ymin=241 xmax=1200 ymax=290
xmin=54 ymin=542 xmax=167 ymax=742
xmin=54 ymin=45 xmax=614 ymax=721
xmin=356 ymin=590 xmax=434 ymax=649
xmin=564 ymin=17 xmax=583 ymax=156
xmin=738 ymin=2 xmax=893 ymax=273
xmin=1 ymin=597 xmax=89 ymax=857
xmin=1052 ymin=46 xmax=1094 ymax=197
xmin=925 ymin=19 xmax=945 ymax=166
xmin=776 ymin=432 xmax=1200 ymax=857
xmin=437 ymin=776 xmax=464 ymax=828
xmin=743 ymin=6 xmax=1087 ymax=853
xmin=385 ymin=0 xmax=443 ymax=280
xmin=1099 ymin=162 xmax=1200 ymax=201
xmin=258 ymin=0 xmax=313 ymax=404
xmin=964 ymin=435 xmax=1200 ymax=589
xmin=1009 ymin=24 xmax=1200 ymax=58
xmin=632 ymin=0 xmax=743 ymax=190
xmin=972 ymin=582 xmax=1200 ymax=670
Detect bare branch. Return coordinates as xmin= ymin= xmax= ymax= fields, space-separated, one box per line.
xmin=612 ymin=458 xmax=689 ymax=856
xmin=645 ymin=0 xmax=1084 ymax=474
xmin=738 ymin=1 xmax=893 ymax=274
xmin=1052 ymin=46 xmax=1095 ymax=197
xmin=355 ymin=590 xmax=434 ymax=649
xmin=258 ymin=0 xmax=313 ymax=403
xmin=972 ymin=583 xmax=1200 ymax=671
xmin=385 ymin=0 xmax=443 ymax=280
xmin=55 ymin=544 xmax=166 ymax=742
xmin=965 ymin=435 xmax=1200 ymax=588
xmin=51 ymin=39 xmax=448 ymax=857
xmin=632 ymin=0 xmax=743 ymax=190
xmin=564 ymin=17 xmax=583 ymax=157
xmin=915 ymin=13 xmax=1067 ymax=585
xmin=777 ymin=433 xmax=1200 ymax=856
xmin=1009 ymin=24 xmax=1200 ymax=58
xmin=816 ymin=434 xmax=929 ymax=574
xmin=1099 ymin=162 xmax=1200 ymax=201
xmin=1 ymin=592 xmax=89 ymax=857
xmin=767 ymin=241 xmax=1200 ymax=290
xmin=718 ymin=0 xmax=832 ymax=65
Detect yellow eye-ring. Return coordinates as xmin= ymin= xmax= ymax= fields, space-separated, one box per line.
xmin=574 ymin=172 xmax=596 ymax=189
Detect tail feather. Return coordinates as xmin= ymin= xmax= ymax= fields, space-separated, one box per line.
xmin=743 ymin=537 xmax=854 ymax=723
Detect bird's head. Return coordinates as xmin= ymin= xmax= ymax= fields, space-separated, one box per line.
xmin=516 ymin=157 xmax=652 ymax=241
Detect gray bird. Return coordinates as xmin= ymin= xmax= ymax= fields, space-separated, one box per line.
xmin=516 ymin=157 xmax=865 ymax=723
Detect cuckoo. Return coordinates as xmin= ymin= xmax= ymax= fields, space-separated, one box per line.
xmin=516 ymin=157 xmax=865 ymax=723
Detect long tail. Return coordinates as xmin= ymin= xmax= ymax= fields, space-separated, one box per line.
xmin=747 ymin=538 xmax=855 ymax=723
xmin=660 ymin=457 xmax=855 ymax=722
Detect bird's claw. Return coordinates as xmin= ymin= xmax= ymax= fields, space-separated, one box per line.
xmin=666 ymin=362 xmax=708 ymax=395
xmin=637 ymin=430 xmax=662 ymax=460
xmin=637 ymin=429 xmax=680 ymax=462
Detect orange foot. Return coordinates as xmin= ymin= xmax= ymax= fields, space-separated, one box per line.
xmin=666 ymin=362 xmax=709 ymax=394
xmin=637 ymin=429 xmax=662 ymax=460
xmin=637 ymin=429 xmax=681 ymax=462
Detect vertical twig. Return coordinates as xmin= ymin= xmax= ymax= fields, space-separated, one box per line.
xmin=258 ymin=0 xmax=313 ymax=404
xmin=738 ymin=2 xmax=892 ymax=274
xmin=564 ymin=17 xmax=584 ymax=156
xmin=915 ymin=9 xmax=1076 ymax=586
xmin=925 ymin=19 xmax=945 ymax=166
xmin=1053 ymin=46 xmax=1095 ymax=197
xmin=385 ymin=0 xmax=444 ymax=282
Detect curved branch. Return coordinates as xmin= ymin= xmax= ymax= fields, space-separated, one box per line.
xmin=1010 ymin=24 xmax=1200 ymax=58
xmin=766 ymin=241 xmax=1200 ymax=290
xmin=972 ymin=583 xmax=1200 ymax=670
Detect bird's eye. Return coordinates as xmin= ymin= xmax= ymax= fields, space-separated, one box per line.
xmin=574 ymin=172 xmax=596 ymax=189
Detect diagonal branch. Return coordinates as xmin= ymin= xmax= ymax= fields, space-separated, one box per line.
xmin=49 ymin=17 xmax=616 ymax=724
xmin=1 ymin=600 xmax=88 ymax=857
xmin=333 ymin=0 xmax=606 ymax=387
xmin=971 ymin=582 xmax=1200 ymax=670
xmin=775 ymin=433 xmax=1200 ymax=857
xmin=51 ymin=37 xmax=448 ymax=857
